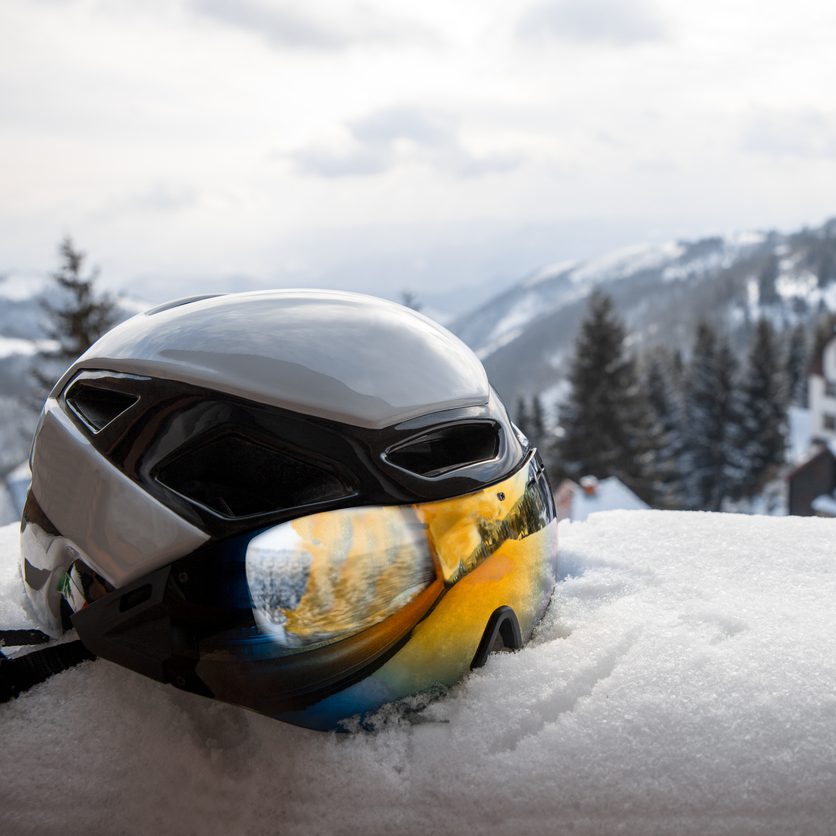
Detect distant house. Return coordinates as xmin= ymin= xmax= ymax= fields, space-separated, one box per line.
xmin=555 ymin=475 xmax=649 ymax=523
xmin=788 ymin=327 xmax=836 ymax=515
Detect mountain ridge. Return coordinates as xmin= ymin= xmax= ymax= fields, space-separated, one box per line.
xmin=451 ymin=219 xmax=836 ymax=406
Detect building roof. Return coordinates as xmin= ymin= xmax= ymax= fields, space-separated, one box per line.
xmin=811 ymin=493 xmax=836 ymax=516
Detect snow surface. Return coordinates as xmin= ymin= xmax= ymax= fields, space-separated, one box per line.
xmin=3 ymin=512 xmax=836 ymax=835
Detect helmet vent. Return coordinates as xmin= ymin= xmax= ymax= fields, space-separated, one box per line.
xmin=385 ymin=423 xmax=500 ymax=478
xmin=65 ymin=383 xmax=138 ymax=433
xmin=154 ymin=433 xmax=350 ymax=519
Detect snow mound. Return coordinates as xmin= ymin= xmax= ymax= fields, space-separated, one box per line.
xmin=3 ymin=512 xmax=836 ymax=835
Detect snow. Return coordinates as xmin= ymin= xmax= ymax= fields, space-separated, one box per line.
xmin=777 ymin=270 xmax=819 ymax=302
xmin=0 ymin=273 xmax=48 ymax=302
xmin=569 ymin=241 xmax=685 ymax=285
xmin=521 ymin=259 xmax=577 ymax=288
xmin=4 ymin=511 xmax=836 ymax=833
xmin=728 ymin=230 xmax=767 ymax=248
xmin=0 ymin=486 xmax=15 ymax=529
xmin=0 ymin=337 xmax=57 ymax=359
xmin=4 ymin=461 xmax=30 ymax=521
xmin=475 ymin=294 xmax=548 ymax=359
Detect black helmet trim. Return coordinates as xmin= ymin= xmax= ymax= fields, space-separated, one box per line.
xmin=55 ymin=369 xmax=527 ymax=540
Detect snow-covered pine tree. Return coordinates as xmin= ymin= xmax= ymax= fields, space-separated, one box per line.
xmin=557 ymin=290 xmax=657 ymax=504
xmin=736 ymin=319 xmax=787 ymax=499
xmin=682 ymin=323 xmax=742 ymax=510
xmin=785 ymin=323 xmax=808 ymax=408
xmin=35 ymin=237 xmax=117 ymax=393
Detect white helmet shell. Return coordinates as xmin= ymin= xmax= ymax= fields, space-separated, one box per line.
xmin=53 ymin=290 xmax=491 ymax=430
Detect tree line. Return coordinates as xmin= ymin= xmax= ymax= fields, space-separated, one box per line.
xmin=516 ymin=290 xmax=812 ymax=511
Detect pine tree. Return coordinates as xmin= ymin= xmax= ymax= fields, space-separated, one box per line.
xmin=530 ymin=395 xmax=546 ymax=451
xmin=682 ymin=324 xmax=742 ymax=510
xmin=643 ymin=351 xmax=686 ymax=509
xmin=515 ymin=396 xmax=531 ymax=441
xmin=817 ymin=249 xmax=834 ymax=288
xmin=785 ymin=323 xmax=808 ymax=407
xmin=400 ymin=290 xmax=422 ymax=312
xmin=35 ymin=237 xmax=117 ymax=393
xmin=557 ymin=291 xmax=657 ymax=503
xmin=758 ymin=254 xmax=780 ymax=306
xmin=736 ymin=319 xmax=787 ymax=499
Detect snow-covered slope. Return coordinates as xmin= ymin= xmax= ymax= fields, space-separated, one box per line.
xmin=3 ymin=511 xmax=836 ymax=835
xmin=453 ymin=219 xmax=836 ymax=403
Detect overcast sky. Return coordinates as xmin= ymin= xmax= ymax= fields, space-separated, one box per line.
xmin=2 ymin=0 xmax=836 ymax=306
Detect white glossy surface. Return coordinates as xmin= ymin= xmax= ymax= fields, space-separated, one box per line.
xmin=59 ymin=290 xmax=490 ymax=429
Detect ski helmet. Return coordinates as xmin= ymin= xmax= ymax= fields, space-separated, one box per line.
xmin=20 ymin=290 xmax=558 ymax=730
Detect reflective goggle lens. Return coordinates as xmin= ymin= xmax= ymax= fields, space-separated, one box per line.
xmin=246 ymin=506 xmax=436 ymax=652
xmin=244 ymin=452 xmax=556 ymax=656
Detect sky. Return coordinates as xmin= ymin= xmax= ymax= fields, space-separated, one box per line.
xmin=2 ymin=0 xmax=836 ymax=309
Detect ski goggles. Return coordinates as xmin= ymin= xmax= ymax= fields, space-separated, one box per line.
xmin=25 ymin=451 xmax=558 ymax=730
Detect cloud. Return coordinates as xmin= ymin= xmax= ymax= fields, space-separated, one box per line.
xmin=743 ymin=108 xmax=836 ymax=159
xmin=518 ymin=0 xmax=668 ymax=46
xmin=189 ymin=0 xmax=437 ymax=51
xmin=292 ymin=147 xmax=392 ymax=178
xmin=349 ymin=107 xmax=457 ymax=147
xmin=92 ymin=184 xmax=200 ymax=220
xmin=289 ymin=106 xmax=523 ymax=179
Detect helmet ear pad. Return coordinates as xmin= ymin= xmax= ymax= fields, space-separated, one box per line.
xmin=470 ymin=606 xmax=522 ymax=669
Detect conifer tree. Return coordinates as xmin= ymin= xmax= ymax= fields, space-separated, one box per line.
xmin=817 ymin=249 xmax=834 ymax=288
xmin=515 ymin=396 xmax=531 ymax=440
xmin=758 ymin=254 xmax=779 ymax=306
xmin=785 ymin=323 xmax=808 ymax=407
xmin=682 ymin=324 xmax=742 ymax=510
xmin=737 ymin=319 xmax=787 ymax=498
xmin=399 ymin=290 xmax=422 ymax=312
xmin=530 ymin=394 xmax=546 ymax=451
xmin=643 ymin=351 xmax=686 ymax=508
xmin=35 ymin=237 xmax=117 ymax=392
xmin=557 ymin=291 xmax=656 ymax=503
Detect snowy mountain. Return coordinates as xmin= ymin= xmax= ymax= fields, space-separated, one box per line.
xmin=3 ymin=510 xmax=836 ymax=833
xmin=452 ymin=219 xmax=836 ymax=405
